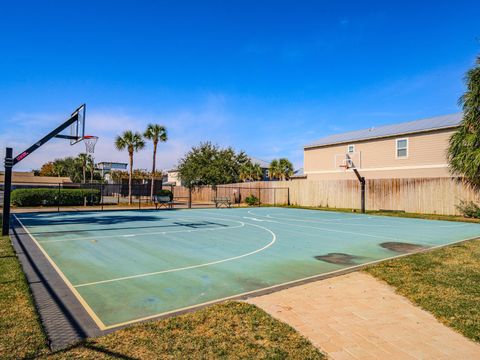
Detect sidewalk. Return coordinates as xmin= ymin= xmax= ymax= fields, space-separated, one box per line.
xmin=248 ymin=272 xmax=480 ymax=360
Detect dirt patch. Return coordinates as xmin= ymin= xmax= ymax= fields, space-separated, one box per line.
xmin=314 ymin=253 xmax=363 ymax=265
xmin=380 ymin=242 xmax=428 ymax=253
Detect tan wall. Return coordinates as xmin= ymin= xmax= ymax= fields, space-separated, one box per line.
xmin=0 ymin=171 xmax=72 ymax=184
xmin=304 ymin=129 xmax=455 ymax=179
xmin=182 ymin=178 xmax=480 ymax=216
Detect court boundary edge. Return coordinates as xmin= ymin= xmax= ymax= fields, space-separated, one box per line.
xmin=10 ymin=215 xmax=106 ymax=349
xmin=10 ymin=211 xmax=480 ymax=340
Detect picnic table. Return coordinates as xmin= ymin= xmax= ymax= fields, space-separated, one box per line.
xmin=153 ymin=195 xmax=173 ymax=209
xmin=212 ymin=196 xmax=231 ymax=208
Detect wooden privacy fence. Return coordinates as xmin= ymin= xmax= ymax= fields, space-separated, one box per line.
xmin=284 ymin=178 xmax=480 ymax=215
xmin=172 ymin=178 xmax=480 ymax=215
xmin=172 ymin=184 xmax=290 ymax=205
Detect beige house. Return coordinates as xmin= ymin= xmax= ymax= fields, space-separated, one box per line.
xmin=303 ymin=113 xmax=462 ymax=180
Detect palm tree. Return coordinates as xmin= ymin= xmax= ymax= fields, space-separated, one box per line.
xmin=448 ymin=55 xmax=480 ymax=184
xmin=239 ymin=163 xmax=252 ymax=182
xmin=143 ymin=124 xmax=168 ymax=199
xmin=53 ymin=161 xmax=66 ymax=177
xmin=240 ymin=161 xmax=264 ymax=182
xmin=115 ymin=131 xmax=146 ymax=204
xmin=88 ymin=155 xmax=95 ymax=182
xmin=251 ymin=163 xmax=263 ymax=181
xmin=76 ymin=153 xmax=90 ymax=183
xmin=269 ymin=159 xmax=282 ymax=180
xmin=279 ymin=158 xmax=294 ymax=180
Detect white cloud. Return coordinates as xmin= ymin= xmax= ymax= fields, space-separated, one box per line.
xmin=0 ymin=94 xmax=236 ymax=172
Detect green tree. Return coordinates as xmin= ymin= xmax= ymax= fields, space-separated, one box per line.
xmin=88 ymin=155 xmax=95 ymax=182
xmin=279 ymin=158 xmax=294 ymax=180
xmin=76 ymin=153 xmax=90 ymax=183
xmin=115 ymin=130 xmax=146 ymax=204
xmin=240 ymin=161 xmax=263 ymax=182
xmin=144 ymin=124 xmax=168 ymax=199
xmin=269 ymin=159 xmax=282 ymax=180
xmin=177 ymin=142 xmax=248 ymax=190
xmin=51 ymin=157 xmax=82 ymax=182
xmin=38 ymin=157 xmax=100 ymax=183
xmin=448 ymin=55 xmax=480 ymax=184
xmin=269 ymin=158 xmax=294 ymax=180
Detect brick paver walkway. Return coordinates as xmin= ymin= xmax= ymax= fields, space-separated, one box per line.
xmin=248 ymin=272 xmax=480 ymax=359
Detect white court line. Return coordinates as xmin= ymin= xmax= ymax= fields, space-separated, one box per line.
xmin=246 ymin=210 xmax=407 ymax=241
xmin=73 ymin=221 xmax=276 ymax=288
xmin=13 ymin=214 xmax=108 ymax=330
xmin=36 ymin=217 xmax=245 ymax=243
xmin=247 ymin=209 xmax=473 ymax=228
xmin=15 ymin=209 xmax=480 ymax=331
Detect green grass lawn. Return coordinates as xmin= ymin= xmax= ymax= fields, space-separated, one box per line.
xmin=3 ymin=205 xmax=480 ymax=358
xmin=0 ymin=234 xmax=48 ymax=359
xmin=365 ymin=239 xmax=480 ymax=342
xmin=0 ymin=233 xmax=323 ymax=359
xmin=274 ymin=205 xmax=480 ymax=342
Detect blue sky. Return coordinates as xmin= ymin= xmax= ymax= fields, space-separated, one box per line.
xmin=1 ymin=0 xmax=479 ymax=171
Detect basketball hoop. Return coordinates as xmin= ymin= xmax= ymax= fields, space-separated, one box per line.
xmin=83 ymin=135 xmax=98 ymax=154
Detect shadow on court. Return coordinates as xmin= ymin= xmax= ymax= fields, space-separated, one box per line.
xmin=17 ymin=213 xmax=230 ymax=236
xmin=19 ymin=214 xmax=162 ymax=226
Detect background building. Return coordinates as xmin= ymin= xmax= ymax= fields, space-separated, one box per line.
xmin=303 ymin=113 xmax=461 ymax=180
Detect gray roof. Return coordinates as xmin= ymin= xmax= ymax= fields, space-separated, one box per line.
xmin=305 ymin=113 xmax=462 ymax=149
xmin=249 ymin=156 xmax=270 ymax=168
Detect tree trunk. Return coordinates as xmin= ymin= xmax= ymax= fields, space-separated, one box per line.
xmin=129 ymin=152 xmax=133 ymax=205
xmin=150 ymin=140 xmax=158 ymax=200
xmin=83 ymin=163 xmax=87 ymax=206
xmin=90 ymin=158 xmax=94 ymax=183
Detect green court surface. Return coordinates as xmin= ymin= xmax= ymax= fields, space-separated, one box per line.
xmin=15 ymin=207 xmax=480 ymax=329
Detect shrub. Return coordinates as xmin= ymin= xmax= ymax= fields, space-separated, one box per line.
xmin=157 ymin=189 xmax=173 ymax=200
xmin=456 ymin=200 xmax=480 ymax=218
xmin=245 ymin=194 xmax=260 ymax=206
xmin=11 ymin=188 xmax=100 ymax=207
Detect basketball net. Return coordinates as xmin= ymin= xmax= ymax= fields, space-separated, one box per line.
xmin=83 ymin=135 xmax=98 ymax=154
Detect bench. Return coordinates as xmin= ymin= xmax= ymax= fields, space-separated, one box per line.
xmin=153 ymin=195 xmax=173 ymax=209
xmin=212 ymin=196 xmax=231 ymax=208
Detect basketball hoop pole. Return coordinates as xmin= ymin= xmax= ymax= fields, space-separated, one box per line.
xmin=2 ymin=148 xmax=13 ymax=236
xmin=2 ymin=104 xmax=86 ymax=236
xmin=345 ymin=154 xmax=366 ymax=213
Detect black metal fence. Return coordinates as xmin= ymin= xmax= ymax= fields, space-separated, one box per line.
xmin=1 ymin=181 xmax=290 ymax=212
xmin=1 ymin=181 xmax=165 ymax=211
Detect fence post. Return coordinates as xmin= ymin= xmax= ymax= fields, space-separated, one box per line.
xmin=274 ymin=188 xmax=276 ymax=206
xmin=57 ymin=183 xmax=61 ymax=212
xmin=101 ymin=184 xmax=104 ymax=211
xmin=287 ymin=187 xmax=290 ymax=206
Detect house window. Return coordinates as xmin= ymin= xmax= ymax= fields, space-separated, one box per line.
xmin=396 ymin=138 xmax=408 ymax=158
xmin=347 ymin=144 xmax=355 ymax=153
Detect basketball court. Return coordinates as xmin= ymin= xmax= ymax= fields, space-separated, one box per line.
xmin=14 ymin=207 xmax=480 ymax=330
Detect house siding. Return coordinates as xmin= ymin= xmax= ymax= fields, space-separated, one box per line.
xmin=304 ymin=128 xmax=455 ymax=180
